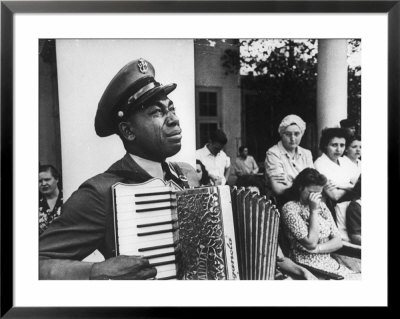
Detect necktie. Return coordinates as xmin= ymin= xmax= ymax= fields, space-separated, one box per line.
xmin=161 ymin=162 xmax=179 ymax=185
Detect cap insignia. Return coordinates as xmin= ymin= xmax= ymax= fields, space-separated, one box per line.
xmin=137 ymin=58 xmax=149 ymax=73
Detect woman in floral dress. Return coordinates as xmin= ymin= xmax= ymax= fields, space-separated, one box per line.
xmin=39 ymin=165 xmax=63 ymax=235
xmin=281 ymin=168 xmax=358 ymax=278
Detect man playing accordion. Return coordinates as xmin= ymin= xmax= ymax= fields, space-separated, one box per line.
xmin=39 ymin=58 xmax=196 ymax=280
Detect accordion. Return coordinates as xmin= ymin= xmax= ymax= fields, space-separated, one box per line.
xmin=112 ymin=178 xmax=280 ymax=280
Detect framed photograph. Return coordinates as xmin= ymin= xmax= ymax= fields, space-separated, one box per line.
xmin=1 ymin=0 xmax=396 ymax=316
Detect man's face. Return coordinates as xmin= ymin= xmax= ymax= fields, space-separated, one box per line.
xmin=241 ymin=148 xmax=249 ymax=157
xmin=127 ymin=97 xmax=182 ymax=161
xmin=346 ymin=126 xmax=356 ymax=136
xmin=208 ymin=142 xmax=225 ymax=156
xmin=39 ymin=170 xmax=58 ymax=196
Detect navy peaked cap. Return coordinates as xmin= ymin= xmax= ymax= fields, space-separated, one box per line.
xmin=95 ymin=58 xmax=177 ymax=137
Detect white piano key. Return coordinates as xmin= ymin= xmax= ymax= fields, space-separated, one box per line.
xmin=148 ymin=255 xmax=176 ymax=265
xmin=135 ymin=194 xmax=175 ymax=202
xmin=141 ymin=247 xmax=175 ymax=257
xmin=137 ymin=224 xmax=174 ymax=234
xmin=118 ymin=237 xmax=175 ymax=251
xmin=156 ymin=269 xmax=177 ymax=279
xmin=123 ymin=215 xmax=175 ymax=223
xmin=119 ymin=246 xmax=175 ymax=257
xmin=116 ymin=218 xmax=174 ymax=230
xmin=117 ymin=226 xmax=174 ymax=237
xmin=118 ymin=238 xmax=175 ymax=251
xmin=135 ymin=216 xmax=176 ymax=226
xmin=135 ymin=203 xmax=175 ymax=212
xmin=122 ymin=246 xmax=175 ymax=257
xmin=155 ymin=264 xmax=176 ymax=274
xmin=116 ymin=208 xmax=174 ymax=217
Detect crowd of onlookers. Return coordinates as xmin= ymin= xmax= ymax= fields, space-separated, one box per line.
xmin=194 ymin=115 xmax=361 ymax=279
xmin=40 ymin=114 xmax=361 ymax=280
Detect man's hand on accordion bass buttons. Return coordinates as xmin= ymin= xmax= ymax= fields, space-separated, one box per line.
xmin=89 ymin=255 xmax=157 ymax=280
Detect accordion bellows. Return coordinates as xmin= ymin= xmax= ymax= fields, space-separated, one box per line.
xmin=112 ymin=178 xmax=280 ymax=280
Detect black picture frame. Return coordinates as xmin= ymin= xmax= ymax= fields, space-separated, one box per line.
xmin=1 ymin=0 xmax=396 ymax=317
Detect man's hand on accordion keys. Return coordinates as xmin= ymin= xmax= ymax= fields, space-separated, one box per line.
xmin=89 ymin=255 xmax=157 ymax=280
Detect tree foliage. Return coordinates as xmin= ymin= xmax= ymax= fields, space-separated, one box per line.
xmin=221 ymin=39 xmax=361 ymax=159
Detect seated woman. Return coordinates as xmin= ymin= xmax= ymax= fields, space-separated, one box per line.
xmin=39 ymin=164 xmax=63 ymax=235
xmin=314 ymin=127 xmax=355 ymax=204
xmin=342 ymin=135 xmax=361 ymax=185
xmin=195 ymin=159 xmax=214 ymax=186
xmin=275 ymin=245 xmax=318 ymax=280
xmin=346 ymin=176 xmax=361 ymax=245
xmin=264 ymin=114 xmax=314 ymax=206
xmin=281 ymin=168 xmax=358 ymax=279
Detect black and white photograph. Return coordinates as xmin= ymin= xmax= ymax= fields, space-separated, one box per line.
xmin=38 ymin=38 xmax=362 ymax=281
xmin=2 ymin=2 xmax=394 ymax=312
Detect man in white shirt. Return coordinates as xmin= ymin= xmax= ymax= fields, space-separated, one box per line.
xmin=233 ymin=145 xmax=265 ymax=194
xmin=234 ymin=146 xmax=259 ymax=176
xmin=196 ymin=129 xmax=231 ymax=185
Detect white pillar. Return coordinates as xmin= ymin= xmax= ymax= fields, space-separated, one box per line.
xmin=317 ymin=39 xmax=348 ymax=140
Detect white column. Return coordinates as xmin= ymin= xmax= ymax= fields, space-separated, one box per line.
xmin=317 ymin=39 xmax=348 ymax=140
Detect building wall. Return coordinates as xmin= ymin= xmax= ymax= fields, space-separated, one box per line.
xmin=56 ymin=39 xmax=196 ymax=200
xmin=194 ymin=40 xmax=242 ymax=163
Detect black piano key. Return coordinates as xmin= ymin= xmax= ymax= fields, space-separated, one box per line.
xmin=157 ymin=275 xmax=177 ymax=280
xmin=136 ymin=205 xmax=176 ymax=213
xmin=135 ymin=191 xmax=174 ymax=197
xmin=150 ymin=260 xmax=176 ymax=267
xmin=137 ymin=220 xmax=176 ymax=228
xmin=137 ymin=228 xmax=176 ymax=237
xmin=145 ymin=252 xmax=176 ymax=259
xmin=138 ymin=243 xmax=175 ymax=252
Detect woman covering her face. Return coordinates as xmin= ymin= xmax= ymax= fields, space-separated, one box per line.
xmin=281 ymin=168 xmax=359 ymax=279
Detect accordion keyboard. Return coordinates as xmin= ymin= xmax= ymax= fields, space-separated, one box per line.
xmin=113 ymin=184 xmax=178 ymax=280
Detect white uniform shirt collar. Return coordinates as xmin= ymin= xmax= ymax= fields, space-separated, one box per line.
xmin=129 ymin=154 xmax=164 ymax=180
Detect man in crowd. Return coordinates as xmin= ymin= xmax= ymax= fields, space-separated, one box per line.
xmin=195 ymin=129 xmax=231 ymax=185
xmin=234 ymin=146 xmax=259 ymax=176
xmin=233 ymin=146 xmax=265 ymax=194
xmin=39 ymin=58 xmax=195 ymax=280
xmin=340 ymin=118 xmax=357 ymax=137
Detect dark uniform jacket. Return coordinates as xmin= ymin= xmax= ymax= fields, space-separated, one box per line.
xmin=39 ymin=153 xmax=192 ymax=262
